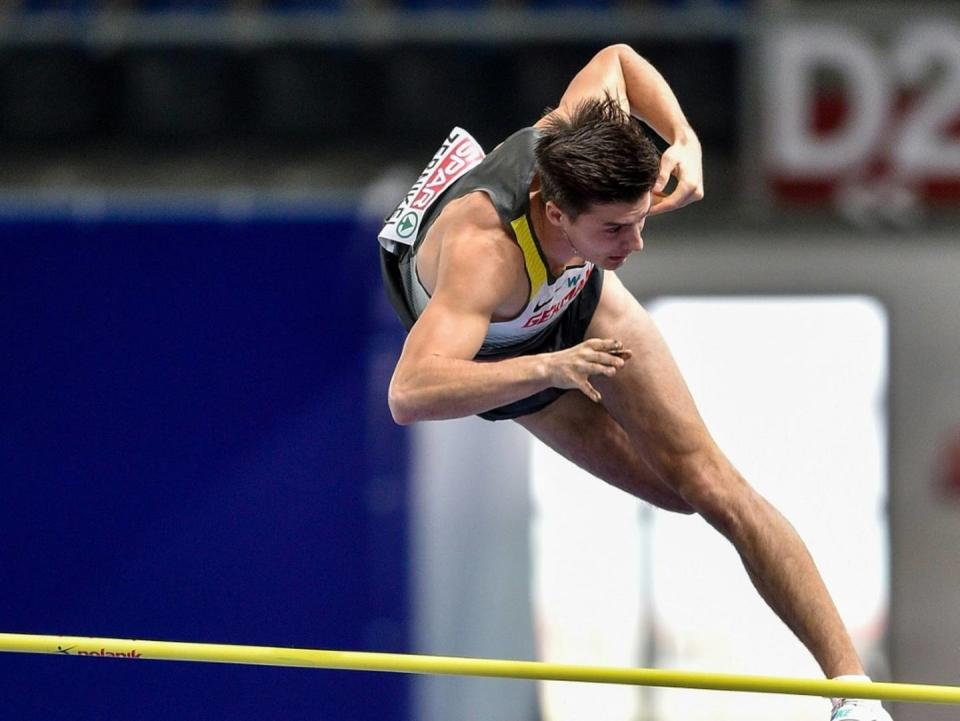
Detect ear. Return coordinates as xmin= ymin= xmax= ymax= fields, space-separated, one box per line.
xmin=544 ymin=200 xmax=567 ymax=227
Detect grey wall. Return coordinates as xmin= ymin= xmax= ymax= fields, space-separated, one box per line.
xmin=411 ymin=417 xmax=538 ymax=721
xmin=619 ymin=232 xmax=960 ymax=721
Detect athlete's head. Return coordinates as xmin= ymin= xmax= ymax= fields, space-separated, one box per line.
xmin=535 ymin=95 xmax=660 ymax=219
xmin=535 ymin=96 xmax=661 ymax=269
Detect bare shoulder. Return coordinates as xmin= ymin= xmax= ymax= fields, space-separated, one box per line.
xmin=433 ymin=193 xmax=526 ymax=310
xmin=418 ymin=192 xmax=526 ymax=315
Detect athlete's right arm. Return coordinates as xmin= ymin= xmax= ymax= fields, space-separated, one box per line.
xmin=387 ymin=231 xmax=629 ymax=424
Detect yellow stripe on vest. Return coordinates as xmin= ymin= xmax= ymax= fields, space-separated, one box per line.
xmin=510 ymin=215 xmax=547 ymax=300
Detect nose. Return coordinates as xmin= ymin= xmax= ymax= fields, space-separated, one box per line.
xmin=628 ymin=225 xmax=643 ymax=251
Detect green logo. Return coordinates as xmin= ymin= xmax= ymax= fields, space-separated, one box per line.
xmin=397 ymin=211 xmax=418 ymax=239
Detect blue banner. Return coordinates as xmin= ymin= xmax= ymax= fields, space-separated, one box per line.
xmin=0 ymin=212 xmax=410 ymax=721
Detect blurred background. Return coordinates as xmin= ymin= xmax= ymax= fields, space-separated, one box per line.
xmin=1 ymin=1 xmax=959 ymax=720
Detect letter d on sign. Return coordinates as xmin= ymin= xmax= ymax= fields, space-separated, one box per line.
xmin=765 ymin=23 xmax=889 ymax=176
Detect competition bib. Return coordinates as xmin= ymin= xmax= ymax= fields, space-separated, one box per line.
xmin=378 ymin=127 xmax=485 ymax=253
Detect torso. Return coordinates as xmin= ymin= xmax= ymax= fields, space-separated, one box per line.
xmin=397 ymin=126 xmax=596 ymax=355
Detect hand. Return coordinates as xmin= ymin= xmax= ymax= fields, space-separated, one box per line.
xmin=545 ymin=338 xmax=632 ymax=403
xmin=831 ymin=699 xmax=893 ymax=721
xmin=649 ymin=135 xmax=704 ymax=217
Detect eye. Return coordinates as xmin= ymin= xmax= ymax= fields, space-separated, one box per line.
xmin=605 ymin=226 xmax=620 ymax=235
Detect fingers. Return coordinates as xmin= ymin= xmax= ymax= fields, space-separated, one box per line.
xmin=584 ymin=338 xmax=632 ymax=367
xmin=578 ymin=344 xmax=631 ymax=402
xmin=578 ymin=379 xmax=602 ymax=403
xmin=591 ymin=351 xmax=626 ymax=371
xmin=649 ymin=142 xmax=705 ymax=217
xmin=585 ymin=338 xmax=628 ymax=354
xmin=553 ymin=339 xmax=633 ymax=400
xmin=653 ymin=153 xmax=678 ymax=195
xmin=648 ymin=178 xmax=704 ymax=217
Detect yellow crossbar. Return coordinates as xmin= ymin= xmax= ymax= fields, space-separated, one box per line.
xmin=1 ymin=632 xmax=957 ymax=705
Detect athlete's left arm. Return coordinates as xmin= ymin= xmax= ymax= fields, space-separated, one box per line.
xmin=540 ymin=44 xmax=704 ymax=216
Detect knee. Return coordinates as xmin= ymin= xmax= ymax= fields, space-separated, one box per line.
xmin=622 ymin=467 xmax=696 ymax=515
xmin=659 ymin=450 xmax=746 ymax=530
xmin=649 ymin=487 xmax=696 ymax=515
xmin=664 ymin=499 xmax=697 ymax=515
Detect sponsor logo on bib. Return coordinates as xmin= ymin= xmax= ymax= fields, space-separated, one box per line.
xmin=379 ymin=127 xmax=485 ymax=252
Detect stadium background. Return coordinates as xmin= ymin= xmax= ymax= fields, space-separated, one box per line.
xmin=1 ymin=2 xmax=959 ymax=721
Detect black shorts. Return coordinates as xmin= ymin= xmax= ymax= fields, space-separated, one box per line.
xmin=379 ymin=246 xmax=605 ymax=422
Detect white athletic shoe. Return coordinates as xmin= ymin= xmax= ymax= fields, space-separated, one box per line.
xmin=831 ymin=698 xmax=894 ymax=721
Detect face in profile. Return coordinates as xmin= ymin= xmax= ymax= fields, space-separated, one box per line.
xmin=553 ymin=193 xmax=652 ymax=270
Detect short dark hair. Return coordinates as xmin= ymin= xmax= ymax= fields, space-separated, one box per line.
xmin=535 ymin=95 xmax=660 ymax=218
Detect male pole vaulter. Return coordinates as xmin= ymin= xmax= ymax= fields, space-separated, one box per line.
xmin=379 ymin=44 xmax=892 ymax=721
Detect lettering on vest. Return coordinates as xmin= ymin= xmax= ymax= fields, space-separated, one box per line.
xmin=521 ymin=267 xmax=592 ymax=329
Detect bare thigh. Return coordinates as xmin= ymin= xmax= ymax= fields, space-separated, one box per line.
xmin=584 ymin=272 xmax=727 ymax=495
xmin=515 ymin=389 xmax=694 ymax=514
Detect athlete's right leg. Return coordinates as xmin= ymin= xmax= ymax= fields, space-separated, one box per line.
xmin=514 ymin=390 xmax=694 ymax=514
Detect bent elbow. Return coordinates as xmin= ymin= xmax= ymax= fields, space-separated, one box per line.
xmin=606 ymin=43 xmax=643 ymax=64
xmin=390 ymin=407 xmax=416 ymax=426
xmin=607 ymin=42 xmax=635 ymax=56
xmin=387 ymin=380 xmax=419 ymax=426
xmin=388 ymin=391 xmax=412 ymax=426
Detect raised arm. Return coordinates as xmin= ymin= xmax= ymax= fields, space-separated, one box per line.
xmin=387 ymin=226 xmax=629 ymax=424
xmin=537 ymin=44 xmax=704 ymax=216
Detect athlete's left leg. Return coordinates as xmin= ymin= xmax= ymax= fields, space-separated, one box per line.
xmin=582 ymin=272 xmax=865 ymax=678
xmin=515 ymin=387 xmax=693 ymax=513
xmin=583 ymin=271 xmax=737 ymax=509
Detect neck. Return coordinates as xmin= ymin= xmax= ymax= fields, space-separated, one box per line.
xmin=530 ymin=192 xmax=582 ymax=274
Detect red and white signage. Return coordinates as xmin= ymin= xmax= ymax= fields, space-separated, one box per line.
xmin=763 ymin=21 xmax=960 ymax=208
xmin=378 ymin=127 xmax=485 ymax=253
